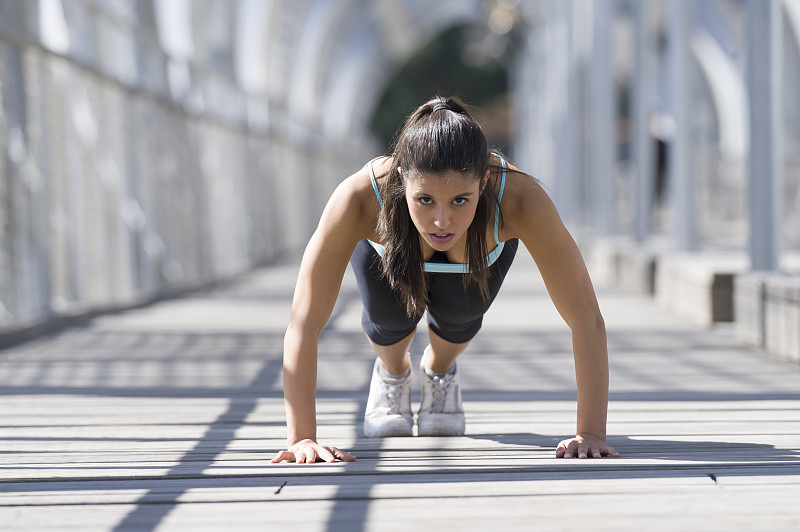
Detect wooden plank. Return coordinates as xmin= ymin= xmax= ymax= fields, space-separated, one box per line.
xmin=1 ymin=253 xmax=799 ymax=531
xmin=3 ymin=487 xmax=797 ymax=532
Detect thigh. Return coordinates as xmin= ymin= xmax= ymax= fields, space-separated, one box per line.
xmin=350 ymin=240 xmax=422 ymax=346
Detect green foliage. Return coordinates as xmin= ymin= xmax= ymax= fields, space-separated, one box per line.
xmin=369 ymin=25 xmax=509 ymax=151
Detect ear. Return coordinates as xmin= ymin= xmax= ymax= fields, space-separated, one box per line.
xmin=480 ymin=169 xmax=490 ymax=192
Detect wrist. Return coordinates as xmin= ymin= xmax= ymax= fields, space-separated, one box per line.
xmin=576 ymin=413 xmax=607 ymax=442
xmin=578 ymin=431 xmax=606 ymax=442
xmin=287 ymin=435 xmax=316 ymax=447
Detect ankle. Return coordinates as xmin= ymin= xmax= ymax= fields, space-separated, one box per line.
xmin=378 ymin=355 xmax=411 ymax=380
xmin=422 ymin=346 xmax=456 ymax=377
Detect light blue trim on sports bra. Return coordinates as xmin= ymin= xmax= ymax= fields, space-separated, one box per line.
xmin=366 ymin=153 xmax=508 ymax=274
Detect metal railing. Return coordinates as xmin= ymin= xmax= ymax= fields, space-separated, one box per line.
xmin=0 ymin=2 xmax=367 ymax=338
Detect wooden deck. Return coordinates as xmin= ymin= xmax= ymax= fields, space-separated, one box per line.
xmin=1 ymin=251 xmax=799 ymax=531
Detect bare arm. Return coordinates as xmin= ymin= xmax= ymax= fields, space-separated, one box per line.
xmin=504 ymin=175 xmax=619 ymax=458
xmin=272 ymin=170 xmax=375 ymax=463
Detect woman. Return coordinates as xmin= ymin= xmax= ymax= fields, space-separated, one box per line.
xmin=272 ymin=96 xmax=619 ymax=463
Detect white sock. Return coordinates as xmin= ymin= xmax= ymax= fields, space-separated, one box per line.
xmin=422 ymin=348 xmax=456 ymax=378
xmin=377 ymin=359 xmax=410 ymax=381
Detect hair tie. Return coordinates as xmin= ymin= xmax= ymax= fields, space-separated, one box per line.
xmin=432 ymin=103 xmax=449 ymax=113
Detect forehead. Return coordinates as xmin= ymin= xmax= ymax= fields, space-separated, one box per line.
xmin=405 ymin=170 xmax=479 ymax=193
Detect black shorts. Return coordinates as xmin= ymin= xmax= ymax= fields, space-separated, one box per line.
xmin=349 ymin=238 xmax=519 ymax=345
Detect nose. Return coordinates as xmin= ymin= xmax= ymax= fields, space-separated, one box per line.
xmin=434 ymin=207 xmax=450 ymax=229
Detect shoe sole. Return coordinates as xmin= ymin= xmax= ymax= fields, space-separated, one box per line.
xmin=417 ymin=414 xmax=465 ymax=437
xmin=363 ymin=417 xmax=413 ymax=438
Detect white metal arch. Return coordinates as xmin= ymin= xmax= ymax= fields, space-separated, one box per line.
xmin=234 ymin=0 xmax=277 ymax=95
xmin=287 ymin=0 xmax=357 ymax=123
xmin=691 ymin=29 xmax=746 ymax=160
xmin=319 ymin=0 xmax=487 ymax=140
xmin=167 ymin=0 xmax=494 ymax=141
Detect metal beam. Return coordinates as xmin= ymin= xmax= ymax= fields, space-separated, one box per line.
xmin=631 ymin=0 xmax=654 ymax=243
xmin=590 ymin=0 xmax=615 ymax=235
xmin=745 ymin=0 xmax=782 ymax=271
xmin=667 ymin=0 xmax=695 ymax=251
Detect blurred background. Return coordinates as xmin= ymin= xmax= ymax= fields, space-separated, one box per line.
xmin=0 ymin=0 xmax=798 ymax=361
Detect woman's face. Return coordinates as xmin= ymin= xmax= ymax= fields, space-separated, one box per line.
xmin=403 ymin=168 xmax=488 ymax=252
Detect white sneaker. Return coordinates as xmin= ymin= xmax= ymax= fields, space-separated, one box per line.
xmin=363 ymin=358 xmax=413 ymax=437
xmin=418 ymin=346 xmax=465 ymax=436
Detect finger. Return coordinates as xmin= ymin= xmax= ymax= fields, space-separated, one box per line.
xmin=563 ymin=443 xmax=575 ymax=459
xmin=271 ymin=450 xmax=295 ymax=463
xmin=333 ymin=448 xmax=357 ymax=462
xmin=317 ymin=446 xmax=336 ymax=463
xmin=303 ymin=448 xmax=318 ymax=464
xmin=578 ymin=444 xmax=589 ymax=459
xmin=605 ymin=445 xmax=621 ymax=457
xmin=555 ymin=441 xmax=569 ymax=458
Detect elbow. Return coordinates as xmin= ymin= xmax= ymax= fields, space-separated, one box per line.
xmin=285 ymin=311 xmax=324 ymax=341
xmin=283 ymin=315 xmax=323 ymax=369
xmin=569 ymin=309 xmax=606 ymax=336
xmin=594 ymin=311 xmax=606 ymax=333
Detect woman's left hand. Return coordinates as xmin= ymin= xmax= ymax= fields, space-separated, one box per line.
xmin=556 ymin=433 xmax=620 ymax=458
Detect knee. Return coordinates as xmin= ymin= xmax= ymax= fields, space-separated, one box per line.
xmin=427 ymin=314 xmax=483 ymax=344
xmin=362 ymin=309 xmax=419 ymax=346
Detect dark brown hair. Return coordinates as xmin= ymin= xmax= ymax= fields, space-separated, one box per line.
xmin=376 ymin=96 xmax=507 ymax=318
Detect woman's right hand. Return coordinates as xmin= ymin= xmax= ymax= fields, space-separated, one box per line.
xmin=271 ymin=439 xmax=357 ymax=464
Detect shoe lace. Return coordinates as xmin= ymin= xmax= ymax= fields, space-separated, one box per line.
xmin=429 ymin=374 xmax=454 ymax=413
xmin=382 ymin=381 xmax=405 ymax=415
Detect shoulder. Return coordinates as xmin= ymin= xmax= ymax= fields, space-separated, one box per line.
xmin=332 ymin=156 xmax=391 ymax=205
xmin=367 ymin=154 xmax=395 ymax=180
xmin=317 ymin=156 xmax=393 ymax=238
xmin=492 ymin=159 xmax=558 ymax=242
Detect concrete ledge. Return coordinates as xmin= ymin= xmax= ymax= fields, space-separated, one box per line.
xmin=736 ymin=273 xmax=800 ymax=364
xmin=734 ymin=273 xmax=768 ymax=347
xmin=581 ymin=236 xmax=658 ymax=295
xmin=583 ymin=237 xmax=800 ymax=362
xmin=580 ymin=237 xmax=621 ymax=289
xmin=654 ymin=252 xmax=749 ymax=326
xmin=765 ymin=277 xmax=800 ymax=363
xmin=581 ymin=239 xmax=741 ymax=323
xmin=765 ymin=276 xmax=800 ymax=364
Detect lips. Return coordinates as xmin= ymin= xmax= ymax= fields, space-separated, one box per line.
xmin=429 ymin=233 xmax=455 ymax=245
